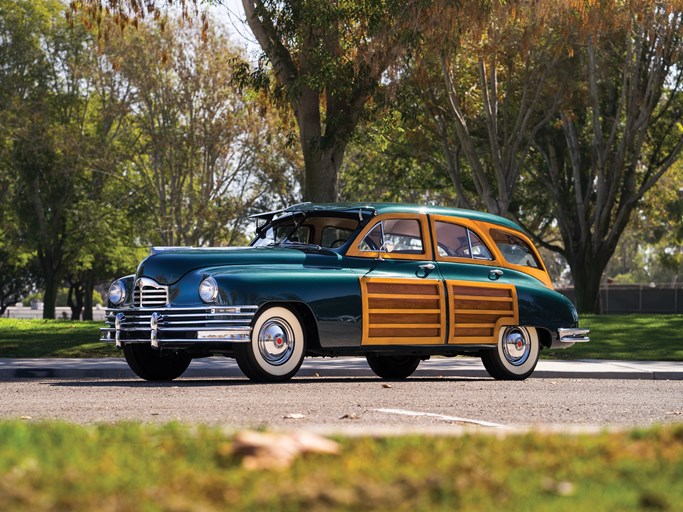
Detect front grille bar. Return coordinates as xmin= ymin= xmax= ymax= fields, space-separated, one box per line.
xmin=133 ymin=278 xmax=169 ymax=307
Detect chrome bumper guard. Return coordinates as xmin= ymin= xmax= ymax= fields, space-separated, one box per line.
xmin=100 ymin=305 xmax=258 ymax=349
xmin=555 ymin=327 xmax=590 ymax=346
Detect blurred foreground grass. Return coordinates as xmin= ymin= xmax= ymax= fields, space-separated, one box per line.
xmin=0 ymin=421 xmax=682 ymax=511
xmin=1 ymin=315 xmax=682 ymax=360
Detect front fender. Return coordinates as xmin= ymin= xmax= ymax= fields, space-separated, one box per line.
xmin=173 ymin=266 xmax=364 ymax=347
xmin=517 ymin=284 xmax=578 ymax=330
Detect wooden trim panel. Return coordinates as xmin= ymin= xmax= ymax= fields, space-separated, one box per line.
xmin=447 ymin=280 xmax=518 ymax=345
xmin=360 ymin=277 xmax=446 ymax=345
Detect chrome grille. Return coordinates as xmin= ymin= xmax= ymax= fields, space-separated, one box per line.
xmin=133 ymin=278 xmax=168 ymax=307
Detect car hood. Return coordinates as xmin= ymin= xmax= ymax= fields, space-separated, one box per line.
xmin=136 ymin=246 xmax=342 ymax=285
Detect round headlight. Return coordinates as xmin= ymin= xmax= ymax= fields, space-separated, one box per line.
xmin=199 ymin=277 xmax=218 ymax=303
xmin=108 ymin=280 xmax=126 ymax=306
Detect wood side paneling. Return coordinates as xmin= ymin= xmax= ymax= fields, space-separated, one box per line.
xmin=366 ymin=282 xmax=440 ymax=296
xmin=369 ymin=298 xmax=440 ymax=310
xmin=453 ymin=285 xmax=510 ymax=297
xmin=361 ymin=277 xmax=446 ymax=345
xmin=447 ymin=281 xmax=518 ymax=344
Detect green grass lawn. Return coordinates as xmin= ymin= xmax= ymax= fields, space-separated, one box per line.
xmin=0 ymin=319 xmax=118 ymax=358
xmin=544 ymin=314 xmax=683 ymax=361
xmin=0 ymin=421 xmax=681 ymax=511
xmin=1 ymin=315 xmax=682 ymax=360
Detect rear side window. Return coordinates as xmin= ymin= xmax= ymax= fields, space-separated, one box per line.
xmin=490 ymin=229 xmax=541 ymax=269
xmin=435 ymin=221 xmax=493 ymax=260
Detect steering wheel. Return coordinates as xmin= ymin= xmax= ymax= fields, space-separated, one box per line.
xmin=437 ymin=243 xmax=456 ymax=257
xmin=452 ymin=244 xmax=471 ymax=257
xmin=359 ymin=238 xmax=380 ymax=251
xmin=329 ymin=239 xmax=347 ymax=249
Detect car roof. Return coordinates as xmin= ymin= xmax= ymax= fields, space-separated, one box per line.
xmin=282 ymin=202 xmax=524 ymax=232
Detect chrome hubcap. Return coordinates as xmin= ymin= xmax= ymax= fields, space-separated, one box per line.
xmin=502 ymin=328 xmax=530 ymax=366
xmin=258 ymin=318 xmax=294 ymax=366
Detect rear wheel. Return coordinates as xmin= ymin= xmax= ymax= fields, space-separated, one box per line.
xmin=481 ymin=326 xmax=539 ymax=380
xmin=123 ymin=344 xmax=191 ymax=381
xmin=366 ymin=354 xmax=421 ymax=379
xmin=235 ymin=306 xmax=305 ymax=382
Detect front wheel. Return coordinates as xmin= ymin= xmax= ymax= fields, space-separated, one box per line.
xmin=481 ymin=326 xmax=540 ymax=380
xmin=234 ymin=306 xmax=305 ymax=382
xmin=123 ymin=344 xmax=191 ymax=381
xmin=366 ymin=354 xmax=421 ymax=379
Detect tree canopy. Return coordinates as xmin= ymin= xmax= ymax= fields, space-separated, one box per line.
xmin=1 ymin=0 xmax=681 ymax=317
xmin=343 ymin=0 xmax=683 ymax=312
xmin=1 ymin=0 xmax=297 ymax=318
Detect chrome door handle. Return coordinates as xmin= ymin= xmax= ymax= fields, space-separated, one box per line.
xmin=489 ymin=269 xmax=504 ymax=279
xmin=419 ymin=263 xmax=436 ymax=271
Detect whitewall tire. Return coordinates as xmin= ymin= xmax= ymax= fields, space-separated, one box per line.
xmin=481 ymin=326 xmax=540 ymax=380
xmin=235 ymin=306 xmax=305 ymax=382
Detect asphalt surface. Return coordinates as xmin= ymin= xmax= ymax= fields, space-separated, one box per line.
xmin=1 ymin=356 xmax=682 ymax=380
xmin=3 ymin=358 xmax=682 ymax=432
xmin=2 ymin=374 xmax=682 ymax=431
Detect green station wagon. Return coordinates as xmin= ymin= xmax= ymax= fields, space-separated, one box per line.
xmin=102 ymin=203 xmax=589 ymax=382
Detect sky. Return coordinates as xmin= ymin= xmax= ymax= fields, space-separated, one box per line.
xmin=207 ymin=0 xmax=262 ymax=60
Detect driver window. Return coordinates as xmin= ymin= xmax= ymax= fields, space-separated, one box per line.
xmin=359 ymin=219 xmax=424 ymax=254
xmin=358 ymin=223 xmax=383 ymax=252
xmin=435 ymin=221 xmax=493 ymax=260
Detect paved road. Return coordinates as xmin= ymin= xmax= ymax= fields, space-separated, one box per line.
xmin=2 ymin=357 xmax=682 ymax=432
xmin=2 ymin=356 xmax=683 ymax=380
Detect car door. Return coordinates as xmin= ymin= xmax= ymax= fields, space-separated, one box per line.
xmin=345 ymin=214 xmax=447 ymax=345
xmin=429 ymin=215 xmax=519 ymax=345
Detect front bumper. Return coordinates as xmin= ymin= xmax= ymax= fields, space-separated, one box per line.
xmin=100 ymin=305 xmax=258 ymax=349
xmin=550 ymin=327 xmax=590 ymax=349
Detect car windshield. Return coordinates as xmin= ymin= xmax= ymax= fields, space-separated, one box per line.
xmin=251 ymin=213 xmax=362 ymax=249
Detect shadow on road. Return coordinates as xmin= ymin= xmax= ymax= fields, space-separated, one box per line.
xmin=47 ymin=376 xmax=489 ymax=388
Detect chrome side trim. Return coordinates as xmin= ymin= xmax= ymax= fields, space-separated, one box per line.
xmin=106 ymin=306 xmax=251 ymax=312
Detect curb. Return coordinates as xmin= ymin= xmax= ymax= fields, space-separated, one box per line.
xmin=1 ymin=357 xmax=682 ymax=380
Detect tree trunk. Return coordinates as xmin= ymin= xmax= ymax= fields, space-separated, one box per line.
xmin=82 ymin=271 xmax=94 ymax=321
xmin=563 ymin=242 xmax=614 ymax=315
xmin=43 ymin=275 xmax=59 ymax=320
xmin=571 ymin=265 xmax=602 ymax=314
xmin=67 ymin=280 xmax=84 ymax=321
xmin=303 ymin=145 xmax=344 ymax=203
xmin=294 ymin=84 xmax=345 ymax=203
